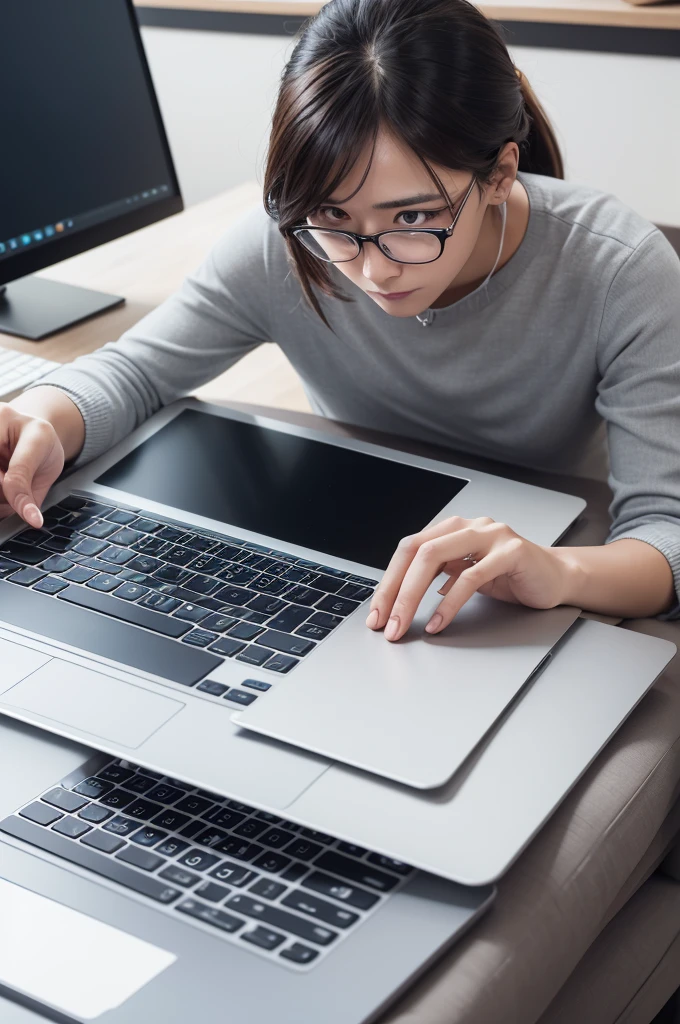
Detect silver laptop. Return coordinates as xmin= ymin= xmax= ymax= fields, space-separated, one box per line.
xmin=0 ymin=616 xmax=673 ymax=1024
xmin=0 ymin=399 xmax=584 ymax=791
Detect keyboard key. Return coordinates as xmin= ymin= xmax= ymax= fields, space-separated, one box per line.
xmin=174 ymin=603 xmax=210 ymax=624
xmin=125 ymin=799 xmax=164 ymax=821
xmin=100 ymin=788 xmax=135 ymax=810
xmin=178 ymin=849 xmax=221 ymax=873
xmin=302 ymin=871 xmax=379 ymax=910
xmin=130 ymin=517 xmax=162 ymax=534
xmin=164 ymin=545 xmax=196 ymax=567
xmin=1 ymin=542 xmax=48 ymax=565
xmin=185 ymin=535 xmax=221 ymax=554
xmin=73 ymin=777 xmax=114 ymax=799
xmin=256 ymin=630 xmax=314 ymax=657
xmin=308 ymin=611 xmax=342 ymax=631
xmin=106 ymin=509 xmax=138 ymax=526
xmin=315 ymin=852 xmax=398 ymax=892
xmin=63 ymin=565 xmax=97 ymax=583
xmin=103 ymin=816 xmax=139 ymax=838
xmin=159 ymin=865 xmax=199 ymax=888
xmin=182 ymin=628 xmax=218 ymax=648
xmin=280 ymin=862 xmax=309 ymax=883
xmin=127 ymin=554 xmax=163 ymax=574
xmin=282 ymin=890 xmax=358 ymax=928
xmin=252 ymin=852 xmax=291 ymax=874
xmin=299 ymin=829 xmax=333 ymax=845
xmin=130 ymin=826 xmax=168 ymax=847
xmin=156 ymin=837 xmax=190 ymax=858
xmin=310 ymin=573 xmax=345 ymax=594
xmin=224 ymin=688 xmax=257 ymax=706
xmin=263 ymin=654 xmax=297 ymax=674
xmin=208 ymin=862 xmax=257 ymax=888
xmin=86 ymin=573 xmax=127 ymax=592
xmin=73 ymin=538 xmax=109 ymax=557
xmin=81 ymin=502 xmax=115 ymax=517
xmin=217 ymin=564 xmax=258 ymax=586
xmin=57 ymin=582 xmax=189 ymax=637
xmin=125 ymin=774 xmax=157 ymax=795
xmin=145 ymin=783 xmax=184 ymax=804
xmin=316 ymin=595 xmax=359 ymax=617
xmin=246 ymin=595 xmax=286 ymax=617
xmin=196 ymin=680 xmax=229 ymax=697
xmin=110 ymin=528 xmax=143 ymax=546
xmin=250 ymin=878 xmax=287 ymax=901
xmin=200 ymin=613 xmax=238 ymax=633
xmin=336 ymin=841 xmax=368 ymax=858
xmin=265 ymin=605 xmax=311 ymax=633
xmin=176 ymin=899 xmax=244 ymax=933
xmin=235 ymin=647 xmax=272 ymax=668
xmin=32 ymin=573 xmax=70 ymax=595
xmin=233 ymin=818 xmax=269 ymax=840
xmin=79 ymin=805 xmax=113 ymax=824
xmin=209 ymin=636 xmax=245 ymax=657
xmin=279 ymin=566 xmax=319 ymax=586
xmin=279 ymin=943 xmax=319 ymax=964
xmin=215 ymin=584 xmax=253 ymax=606
xmin=295 ymin=622 xmax=330 ymax=641
xmin=260 ymin=828 xmax=296 ymax=850
xmin=52 ymin=815 xmax=92 ymax=839
xmin=175 ymin=794 xmax=214 ymax=816
xmin=153 ymin=564 xmax=193 ymax=584
xmin=281 ymin=584 xmax=323 ymax=607
xmin=80 ymin=830 xmax=126 ymax=854
xmin=156 ymin=526 xmax=189 ymax=544
xmin=82 ymin=521 xmax=119 ymax=539
xmin=20 ymin=801 xmax=63 ymax=827
xmin=42 ymin=788 xmax=89 ymax=813
xmin=138 ymin=591 xmax=181 ymax=614
xmin=195 ymin=827 xmax=229 ymax=848
xmin=241 ymin=926 xmax=286 ymax=951
xmin=195 ymin=881 xmax=231 ymax=904
xmin=187 ymin=554 xmax=225 ymax=575
xmin=113 ymin=582 xmax=149 ymax=601
xmin=57 ymin=495 xmax=88 ymax=511
xmin=337 ymin=582 xmax=374 ymax=602
xmin=203 ymin=806 xmax=246 ymax=830
xmin=241 ymin=678 xmax=271 ymax=692
xmin=284 ymin=838 xmax=323 ymax=862
xmin=151 ymin=810 xmax=191 ymax=833
xmin=227 ymin=620 xmax=264 ymax=641
xmin=226 ymin=895 xmax=338 ymax=946
xmin=98 ymin=764 xmax=135 ymax=784
xmin=366 ymin=853 xmax=413 ymax=875
xmin=213 ymin=838 xmax=262 ymax=862
xmin=8 ymin=567 xmax=47 ymax=586
xmin=0 ymin=555 xmax=22 ymax=576
xmin=40 ymin=554 xmax=74 ymax=573
xmin=116 ymin=844 xmax=165 ymax=872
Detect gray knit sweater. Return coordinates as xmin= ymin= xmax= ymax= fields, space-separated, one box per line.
xmin=32 ymin=172 xmax=680 ymax=617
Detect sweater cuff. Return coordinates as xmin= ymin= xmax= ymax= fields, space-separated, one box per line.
xmin=605 ymin=523 xmax=680 ymax=621
xmin=22 ymin=368 xmax=115 ymax=468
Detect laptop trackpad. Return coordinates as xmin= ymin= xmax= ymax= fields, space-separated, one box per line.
xmin=0 ymin=878 xmax=176 ymax=1019
xmin=1 ymin=659 xmax=185 ymax=749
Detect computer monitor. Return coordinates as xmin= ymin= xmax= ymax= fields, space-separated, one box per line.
xmin=0 ymin=0 xmax=183 ymax=340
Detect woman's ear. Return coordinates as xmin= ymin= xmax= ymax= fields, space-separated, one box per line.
xmin=488 ymin=141 xmax=519 ymax=205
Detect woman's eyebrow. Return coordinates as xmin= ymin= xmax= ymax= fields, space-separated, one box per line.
xmin=324 ymin=191 xmax=446 ymax=210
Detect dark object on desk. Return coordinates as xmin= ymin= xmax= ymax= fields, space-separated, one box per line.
xmin=0 ymin=0 xmax=182 ymax=340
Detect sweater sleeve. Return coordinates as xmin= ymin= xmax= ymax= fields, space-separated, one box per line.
xmin=23 ymin=203 xmax=276 ymax=466
xmin=595 ymin=227 xmax=680 ymax=620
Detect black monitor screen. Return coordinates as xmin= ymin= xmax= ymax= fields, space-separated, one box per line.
xmin=0 ymin=0 xmax=178 ymax=262
xmin=95 ymin=410 xmax=468 ymax=569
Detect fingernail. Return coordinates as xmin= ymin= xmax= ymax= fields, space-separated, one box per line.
xmin=365 ymin=609 xmax=379 ymax=629
xmin=385 ymin=615 xmax=400 ymax=641
xmin=26 ymin=504 xmax=42 ymax=527
xmin=426 ymin=613 xmax=443 ymax=633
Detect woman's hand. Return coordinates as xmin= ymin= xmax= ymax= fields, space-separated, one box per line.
xmin=0 ymin=402 xmax=65 ymax=528
xmin=365 ymin=515 xmax=579 ymax=641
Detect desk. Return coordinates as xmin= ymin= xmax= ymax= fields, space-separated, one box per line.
xmin=0 ymin=183 xmax=311 ymax=414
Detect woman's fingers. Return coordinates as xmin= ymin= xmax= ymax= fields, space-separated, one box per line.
xmin=367 ymin=517 xmax=495 ymax=634
xmin=1 ymin=419 xmax=57 ymax=527
xmin=425 ymin=540 xmax=523 ymax=633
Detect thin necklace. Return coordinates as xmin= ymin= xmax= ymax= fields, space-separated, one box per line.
xmin=415 ymin=201 xmax=507 ymax=327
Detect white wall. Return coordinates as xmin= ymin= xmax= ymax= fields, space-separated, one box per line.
xmin=141 ymin=25 xmax=680 ymax=226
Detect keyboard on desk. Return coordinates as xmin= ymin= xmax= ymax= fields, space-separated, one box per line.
xmin=0 ymin=493 xmax=378 ymax=697
xmin=0 ymin=757 xmax=413 ymax=970
xmin=0 ymin=345 xmax=60 ymax=400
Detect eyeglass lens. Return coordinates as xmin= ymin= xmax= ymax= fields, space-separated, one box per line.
xmin=295 ymin=228 xmax=441 ymax=264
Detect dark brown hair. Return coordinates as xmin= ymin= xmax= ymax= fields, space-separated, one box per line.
xmin=264 ymin=0 xmax=564 ymax=328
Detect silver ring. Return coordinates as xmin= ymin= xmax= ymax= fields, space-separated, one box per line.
xmin=462 ymin=552 xmax=477 ymax=564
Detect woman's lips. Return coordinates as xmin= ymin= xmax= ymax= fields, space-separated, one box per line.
xmin=370 ymin=289 xmax=418 ymax=300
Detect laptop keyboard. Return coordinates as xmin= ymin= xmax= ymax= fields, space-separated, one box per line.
xmin=0 ymin=493 xmax=378 ymax=694
xmin=0 ymin=758 xmax=413 ymax=970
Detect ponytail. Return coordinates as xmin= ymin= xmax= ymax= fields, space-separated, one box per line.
xmin=516 ymin=68 xmax=565 ymax=179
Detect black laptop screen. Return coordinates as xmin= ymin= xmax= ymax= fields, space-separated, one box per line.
xmin=95 ymin=409 xmax=467 ymax=569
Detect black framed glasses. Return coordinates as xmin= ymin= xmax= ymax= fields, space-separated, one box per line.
xmin=288 ymin=176 xmax=476 ymax=265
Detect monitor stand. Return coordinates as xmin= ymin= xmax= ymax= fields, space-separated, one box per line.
xmin=0 ymin=277 xmax=125 ymax=341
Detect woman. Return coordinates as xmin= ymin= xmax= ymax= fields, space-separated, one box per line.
xmin=1 ymin=0 xmax=679 ymax=641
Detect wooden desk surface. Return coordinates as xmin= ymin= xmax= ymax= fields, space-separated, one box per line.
xmin=136 ymin=0 xmax=680 ymax=30
xmin=0 ymin=181 xmax=311 ymax=413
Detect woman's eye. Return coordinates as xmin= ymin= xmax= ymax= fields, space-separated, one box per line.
xmin=397 ymin=209 xmax=440 ymax=227
xmin=317 ymin=206 xmax=345 ymax=222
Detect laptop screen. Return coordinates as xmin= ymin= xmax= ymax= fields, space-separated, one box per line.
xmin=95 ymin=409 xmax=467 ymax=569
